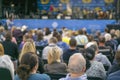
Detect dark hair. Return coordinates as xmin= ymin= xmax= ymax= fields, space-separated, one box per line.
xmin=84 ymin=47 xmax=95 ymax=60
xmin=5 ymin=31 xmax=12 ymax=41
xmin=88 ymin=35 xmax=94 ymax=42
xmin=53 ymin=31 xmax=59 ymax=38
xmin=99 ymin=36 xmax=105 ymax=43
xmin=37 ymin=31 xmax=44 ymax=41
xmin=69 ymin=38 xmax=77 ymax=47
xmin=17 ymin=52 xmax=38 ymax=80
xmin=78 ymin=29 xmax=83 ymax=35
xmin=45 ymin=27 xmax=51 ymax=35
xmin=56 ymin=34 xmax=62 ymax=41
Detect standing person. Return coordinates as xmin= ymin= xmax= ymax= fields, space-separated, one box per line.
xmin=14 ymin=52 xmax=50 ymax=80
xmin=6 ymin=16 xmax=14 ymax=30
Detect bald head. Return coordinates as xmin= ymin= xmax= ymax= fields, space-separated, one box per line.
xmin=68 ymin=53 xmax=86 ymax=74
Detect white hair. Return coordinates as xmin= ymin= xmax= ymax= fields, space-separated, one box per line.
xmin=68 ymin=53 xmax=86 ymax=73
xmin=104 ymin=33 xmax=111 ymax=41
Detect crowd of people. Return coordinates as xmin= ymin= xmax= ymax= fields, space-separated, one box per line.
xmin=0 ymin=25 xmax=120 ymax=80
xmin=2 ymin=5 xmax=116 ymax=19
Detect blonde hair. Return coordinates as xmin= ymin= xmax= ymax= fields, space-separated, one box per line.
xmin=19 ymin=41 xmax=36 ymax=62
xmin=115 ymin=30 xmax=120 ymax=38
xmin=0 ymin=26 xmax=4 ymax=33
xmin=47 ymin=47 xmax=61 ymax=64
xmin=0 ymin=43 xmax=4 ymax=56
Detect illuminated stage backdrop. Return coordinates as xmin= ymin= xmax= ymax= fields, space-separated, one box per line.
xmin=37 ymin=0 xmax=115 ymax=11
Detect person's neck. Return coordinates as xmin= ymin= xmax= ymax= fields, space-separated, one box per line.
xmin=70 ymin=72 xmax=84 ymax=78
xmin=70 ymin=46 xmax=76 ymax=50
xmin=99 ymin=43 xmax=105 ymax=46
xmin=30 ymin=69 xmax=37 ymax=74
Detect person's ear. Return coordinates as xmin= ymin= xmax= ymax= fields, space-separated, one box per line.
xmin=82 ymin=66 xmax=86 ymax=72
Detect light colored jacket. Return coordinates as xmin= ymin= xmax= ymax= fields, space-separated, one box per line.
xmin=0 ymin=55 xmax=14 ymax=80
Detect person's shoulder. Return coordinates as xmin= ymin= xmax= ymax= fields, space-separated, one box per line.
xmin=92 ymin=61 xmax=103 ymax=66
xmin=109 ymin=70 xmax=120 ymax=77
xmin=14 ymin=74 xmax=20 ymax=80
xmin=0 ymin=55 xmax=11 ymax=60
xmin=30 ymin=73 xmax=51 ymax=80
xmin=107 ymin=70 xmax=120 ymax=80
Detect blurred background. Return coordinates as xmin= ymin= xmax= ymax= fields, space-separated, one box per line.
xmin=0 ymin=0 xmax=120 ymax=20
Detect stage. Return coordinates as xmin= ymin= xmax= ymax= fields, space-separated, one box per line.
xmin=1 ymin=19 xmax=116 ymax=33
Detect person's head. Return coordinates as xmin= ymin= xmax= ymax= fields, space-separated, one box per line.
xmin=68 ymin=53 xmax=86 ymax=74
xmin=104 ymin=28 xmax=109 ymax=33
xmin=56 ymin=34 xmax=62 ymax=41
xmin=104 ymin=33 xmax=111 ymax=41
xmin=99 ymin=36 xmax=105 ymax=43
xmin=19 ymin=42 xmax=36 ymax=62
xmin=0 ymin=26 xmax=5 ymax=33
xmin=69 ymin=38 xmax=77 ymax=47
xmin=115 ymin=45 xmax=120 ymax=63
xmin=78 ymin=29 xmax=83 ymax=35
xmin=115 ymin=30 xmax=120 ymax=38
xmin=84 ymin=47 xmax=95 ymax=60
xmin=37 ymin=31 xmax=44 ymax=41
xmin=5 ymin=31 xmax=12 ymax=41
xmin=47 ymin=47 xmax=61 ymax=64
xmin=0 ymin=43 xmax=4 ymax=56
xmin=52 ymin=31 xmax=59 ymax=38
xmin=48 ymin=37 xmax=58 ymax=44
xmin=17 ymin=52 xmax=38 ymax=80
xmin=44 ymin=27 xmax=51 ymax=35
xmin=115 ymin=50 xmax=120 ymax=65
xmin=88 ymin=35 xmax=94 ymax=42
xmin=23 ymin=34 xmax=29 ymax=42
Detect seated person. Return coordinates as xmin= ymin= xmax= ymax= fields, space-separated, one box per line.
xmin=107 ymin=48 xmax=120 ymax=75
xmin=63 ymin=38 xmax=79 ymax=65
xmin=60 ymin=53 xmax=87 ymax=80
xmin=42 ymin=37 xmax=63 ymax=60
xmin=35 ymin=30 xmax=48 ymax=47
xmin=44 ymin=46 xmax=67 ymax=73
xmin=107 ymin=50 xmax=120 ymax=80
xmin=0 ymin=43 xmax=14 ymax=80
xmin=84 ymin=46 xmax=106 ymax=80
xmin=14 ymin=52 xmax=50 ymax=80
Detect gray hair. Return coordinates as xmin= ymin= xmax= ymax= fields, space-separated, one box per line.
xmin=48 ymin=37 xmax=58 ymax=44
xmin=68 ymin=53 xmax=86 ymax=74
xmin=104 ymin=33 xmax=111 ymax=41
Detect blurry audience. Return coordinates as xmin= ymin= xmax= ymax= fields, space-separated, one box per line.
xmin=0 ymin=24 xmax=119 ymax=80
